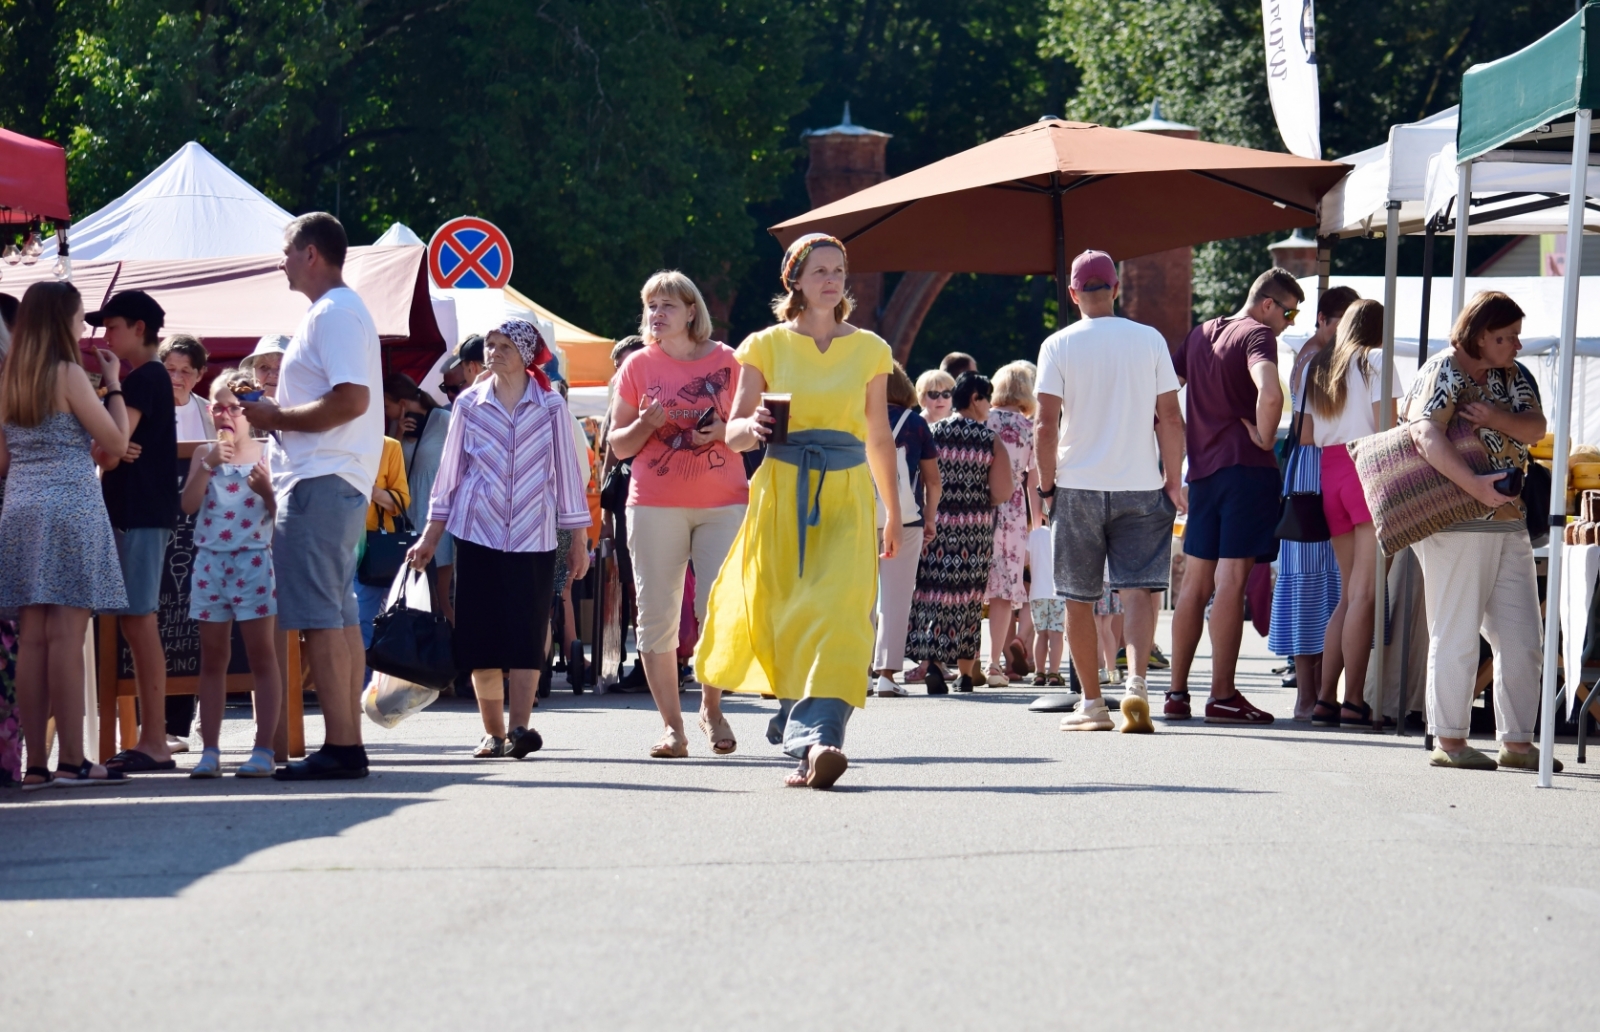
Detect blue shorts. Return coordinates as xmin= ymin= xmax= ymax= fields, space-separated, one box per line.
xmin=1183 ymin=465 xmax=1280 ymax=563
xmin=111 ymin=528 xmax=172 ymax=616
xmin=273 ymin=475 xmax=366 ymax=631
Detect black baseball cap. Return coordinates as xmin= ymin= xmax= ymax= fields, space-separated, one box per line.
xmin=442 ymin=333 xmax=485 ymax=372
xmin=86 ymin=290 xmax=166 ymax=336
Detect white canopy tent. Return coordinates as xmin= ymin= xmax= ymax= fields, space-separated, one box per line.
xmin=42 ymin=142 xmax=294 ymax=260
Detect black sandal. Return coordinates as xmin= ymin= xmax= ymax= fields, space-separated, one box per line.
xmin=1311 ymin=700 xmax=1342 ymax=727
xmin=1340 ymin=702 xmax=1393 ymax=729
xmin=53 ymin=759 xmax=129 ymax=788
xmin=20 ymin=765 xmax=54 ymax=792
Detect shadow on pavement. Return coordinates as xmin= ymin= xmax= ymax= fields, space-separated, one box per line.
xmin=840 ymin=782 xmax=1270 ymax=796
xmin=0 ymin=767 xmax=490 ymax=902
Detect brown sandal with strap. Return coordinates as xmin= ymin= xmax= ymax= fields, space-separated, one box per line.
xmin=697 ymin=713 xmax=737 ymax=755
xmin=649 ymin=728 xmax=688 ymax=758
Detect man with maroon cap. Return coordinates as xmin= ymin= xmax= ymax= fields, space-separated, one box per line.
xmin=1166 ymin=267 xmax=1298 ymax=725
xmin=1035 ymin=250 xmax=1184 ymax=734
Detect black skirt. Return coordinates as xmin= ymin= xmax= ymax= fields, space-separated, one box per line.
xmin=452 ymin=537 xmax=556 ymax=671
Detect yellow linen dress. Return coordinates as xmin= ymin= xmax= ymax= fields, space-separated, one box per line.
xmin=694 ymin=325 xmax=894 ymax=710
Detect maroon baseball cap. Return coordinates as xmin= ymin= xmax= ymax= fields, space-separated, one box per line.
xmin=1070 ymin=250 xmax=1118 ymax=291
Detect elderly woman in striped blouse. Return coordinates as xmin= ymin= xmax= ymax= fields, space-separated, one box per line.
xmin=407 ymin=320 xmax=591 ymax=760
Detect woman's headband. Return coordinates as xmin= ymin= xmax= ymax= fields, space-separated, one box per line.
xmin=780 ymin=233 xmax=847 ymax=292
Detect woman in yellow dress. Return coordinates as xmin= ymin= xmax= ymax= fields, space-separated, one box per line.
xmin=695 ymin=234 xmax=901 ymax=789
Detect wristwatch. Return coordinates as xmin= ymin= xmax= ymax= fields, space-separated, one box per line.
xmin=1035 ymin=485 xmax=1056 ymax=499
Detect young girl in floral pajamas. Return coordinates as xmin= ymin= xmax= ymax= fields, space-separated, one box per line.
xmin=178 ymin=370 xmax=282 ymax=777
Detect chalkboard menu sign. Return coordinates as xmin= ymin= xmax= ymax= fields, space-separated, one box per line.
xmin=115 ymin=451 xmax=250 ymax=677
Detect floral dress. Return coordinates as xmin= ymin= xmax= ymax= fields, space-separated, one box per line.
xmin=905 ymin=416 xmax=997 ymax=664
xmin=984 ymin=407 xmax=1034 ymax=606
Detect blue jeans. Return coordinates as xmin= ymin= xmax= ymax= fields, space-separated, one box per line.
xmin=354 ymin=577 xmax=387 ymax=685
xmin=765 ymin=696 xmax=853 ymax=759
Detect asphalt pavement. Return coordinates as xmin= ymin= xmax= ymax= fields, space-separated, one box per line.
xmin=3 ymin=617 xmax=1597 ymax=1031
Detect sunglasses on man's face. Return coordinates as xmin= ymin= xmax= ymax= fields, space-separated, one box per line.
xmin=440 ymin=382 xmax=464 ymax=397
xmin=1273 ymin=297 xmax=1299 ymax=322
xmin=925 ymin=390 xmax=952 ymax=400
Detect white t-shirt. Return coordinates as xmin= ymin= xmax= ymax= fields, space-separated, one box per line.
xmin=1027 ymin=526 xmax=1057 ymax=601
xmin=1036 ymin=315 xmax=1180 ymax=491
xmin=175 ymin=394 xmax=209 ymax=441
xmin=1299 ymin=353 xmax=1403 ymax=448
xmin=267 ymin=286 xmax=384 ymax=498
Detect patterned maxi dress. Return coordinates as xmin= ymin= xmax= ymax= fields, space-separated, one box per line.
xmin=905 ymin=415 xmax=997 ymax=664
xmin=1268 ymin=373 xmax=1340 ymax=657
xmin=984 ymin=407 xmax=1035 ymax=606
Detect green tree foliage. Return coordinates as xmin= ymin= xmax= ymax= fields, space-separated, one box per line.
xmin=55 ymin=0 xmax=362 ymax=211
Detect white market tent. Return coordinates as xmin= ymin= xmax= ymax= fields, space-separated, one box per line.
xmin=42 ymin=142 xmax=294 ymax=260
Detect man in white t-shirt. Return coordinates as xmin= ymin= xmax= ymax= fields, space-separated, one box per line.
xmin=1035 ymin=250 xmax=1185 ymax=733
xmin=242 ymin=212 xmax=383 ymax=780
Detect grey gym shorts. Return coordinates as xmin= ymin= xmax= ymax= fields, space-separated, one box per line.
xmin=273 ymin=474 xmax=367 ymax=631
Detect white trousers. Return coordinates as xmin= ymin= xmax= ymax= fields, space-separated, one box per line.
xmin=1412 ymin=529 xmax=1542 ymax=742
xmin=874 ymin=525 xmax=926 ymax=671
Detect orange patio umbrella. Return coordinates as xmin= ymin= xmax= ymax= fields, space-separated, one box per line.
xmin=771 ymin=118 xmax=1349 ymax=313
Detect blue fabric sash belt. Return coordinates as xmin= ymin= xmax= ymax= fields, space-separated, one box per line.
xmin=766 ymin=429 xmax=866 ymax=577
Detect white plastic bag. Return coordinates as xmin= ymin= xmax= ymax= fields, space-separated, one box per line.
xmin=362 ymin=673 xmax=440 ymax=729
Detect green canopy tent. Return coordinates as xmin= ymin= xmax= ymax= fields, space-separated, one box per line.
xmin=1455 ymin=2 xmax=1600 ymax=786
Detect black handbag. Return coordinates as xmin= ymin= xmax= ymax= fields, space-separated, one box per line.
xmin=358 ymin=511 xmax=420 ymax=586
xmin=367 ymin=569 xmax=458 ymax=691
xmin=1275 ymin=390 xmax=1331 ymax=543
xmin=599 ymin=456 xmax=632 ymax=513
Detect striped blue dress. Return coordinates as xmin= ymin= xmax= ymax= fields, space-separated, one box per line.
xmin=1268 ymin=435 xmax=1341 ymax=658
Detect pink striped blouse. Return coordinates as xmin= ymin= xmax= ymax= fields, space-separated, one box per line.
xmin=428 ymin=378 xmax=592 ymax=553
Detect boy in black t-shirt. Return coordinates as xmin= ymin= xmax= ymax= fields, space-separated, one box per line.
xmin=90 ymin=290 xmax=180 ymax=773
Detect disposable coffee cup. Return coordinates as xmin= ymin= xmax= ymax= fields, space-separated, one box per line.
xmin=761 ymin=393 xmax=792 ymax=445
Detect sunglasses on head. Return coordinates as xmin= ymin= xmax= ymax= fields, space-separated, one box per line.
xmin=925 ymin=390 xmax=952 ymax=400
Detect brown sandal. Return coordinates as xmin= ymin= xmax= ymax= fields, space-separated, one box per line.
xmin=649 ymin=729 xmax=688 ymax=758
xmin=698 ymin=713 xmax=737 ymax=755
xmin=805 ymin=745 xmax=848 ymax=789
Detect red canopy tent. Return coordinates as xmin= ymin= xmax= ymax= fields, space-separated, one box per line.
xmin=0 ymin=127 xmax=70 ymax=224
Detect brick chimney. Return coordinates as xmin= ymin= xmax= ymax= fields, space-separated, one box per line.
xmin=1267 ymin=229 xmax=1319 ymax=278
xmin=803 ymin=104 xmax=891 ymax=329
xmin=1120 ymin=101 xmax=1197 ymax=350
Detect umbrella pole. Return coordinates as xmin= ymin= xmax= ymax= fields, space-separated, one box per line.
xmin=1419 ymin=223 xmax=1436 ymax=366
xmin=1052 ymin=174 xmax=1070 ymax=325
xmin=1374 ymin=201 xmax=1400 ymax=731
xmin=1451 ymin=160 xmax=1473 ymax=320
xmin=1539 ymin=108 xmax=1591 ymax=788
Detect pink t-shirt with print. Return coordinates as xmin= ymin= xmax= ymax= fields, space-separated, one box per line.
xmin=614 ymin=341 xmax=749 ymax=509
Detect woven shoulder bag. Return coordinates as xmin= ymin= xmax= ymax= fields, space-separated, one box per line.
xmin=1347 ymin=417 xmax=1493 ymax=556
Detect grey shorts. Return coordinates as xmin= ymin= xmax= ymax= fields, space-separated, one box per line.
xmin=112 ymin=527 xmax=173 ymax=616
xmin=1052 ymin=488 xmax=1175 ymax=603
xmin=273 ymin=475 xmax=366 ymax=631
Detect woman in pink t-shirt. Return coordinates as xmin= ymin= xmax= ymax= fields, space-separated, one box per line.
xmin=606 ymin=271 xmax=748 ymax=758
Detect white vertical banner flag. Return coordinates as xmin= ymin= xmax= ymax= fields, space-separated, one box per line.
xmin=1261 ymin=0 xmax=1322 ymax=160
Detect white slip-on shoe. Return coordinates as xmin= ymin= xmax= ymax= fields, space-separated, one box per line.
xmin=1060 ymin=698 xmax=1114 ymax=731
xmin=875 ymin=675 xmax=908 ymax=697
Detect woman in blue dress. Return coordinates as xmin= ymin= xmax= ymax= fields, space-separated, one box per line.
xmin=1268 ymin=287 xmax=1355 ymax=720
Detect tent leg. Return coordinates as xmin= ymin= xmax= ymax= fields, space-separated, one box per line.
xmin=1374 ymin=201 xmax=1400 ymax=730
xmin=1451 ymin=161 xmax=1472 ymax=320
xmin=1419 ymin=224 xmax=1436 ymax=366
xmin=1316 ymin=235 xmax=1334 ymax=296
xmin=1539 ymin=108 xmax=1592 ymax=788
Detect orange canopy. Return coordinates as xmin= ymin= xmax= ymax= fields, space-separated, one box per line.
xmin=771 ymin=119 xmax=1349 ymax=302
